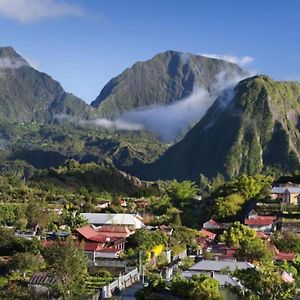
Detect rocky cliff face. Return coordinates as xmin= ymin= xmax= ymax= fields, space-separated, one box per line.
xmin=134 ymin=76 xmax=300 ymax=180
xmin=0 ymin=47 xmax=95 ymax=123
xmin=91 ymin=50 xmax=246 ymax=119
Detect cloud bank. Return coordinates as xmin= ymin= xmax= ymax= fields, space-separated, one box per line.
xmin=200 ymin=53 xmax=254 ymax=67
xmin=119 ymin=71 xmax=246 ymax=141
xmin=53 ymin=114 xmax=144 ymax=131
xmin=0 ymin=57 xmax=28 ymax=70
xmin=55 ymin=71 xmax=247 ymax=141
xmin=0 ymin=0 xmax=84 ymax=23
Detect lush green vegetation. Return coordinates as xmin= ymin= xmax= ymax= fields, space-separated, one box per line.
xmin=138 ymin=76 xmax=300 ymax=180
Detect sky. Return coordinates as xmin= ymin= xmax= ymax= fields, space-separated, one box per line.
xmin=0 ymin=0 xmax=299 ymax=103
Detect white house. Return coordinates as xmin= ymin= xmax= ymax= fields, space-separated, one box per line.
xmin=81 ymin=213 xmax=145 ymax=229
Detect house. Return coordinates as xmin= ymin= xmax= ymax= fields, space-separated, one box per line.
xmin=196 ymin=229 xmax=216 ymax=255
xmin=271 ymin=186 xmax=286 ymax=200
xmin=244 ymin=210 xmax=276 ymax=232
xmin=199 ymin=229 xmax=216 ymax=241
xmin=74 ymin=225 xmax=126 ymax=260
xmin=271 ymin=185 xmax=300 ymax=204
xmin=282 ymin=187 xmax=300 ymax=205
xmin=28 ymin=272 xmax=56 ymax=298
xmin=202 ymin=219 xmax=230 ymax=230
xmin=189 ymin=260 xmax=253 ymax=273
xmin=210 ymin=243 xmax=238 ymax=260
xmin=81 ymin=213 xmax=145 ymax=229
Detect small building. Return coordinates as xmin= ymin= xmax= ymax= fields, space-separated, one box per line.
xmin=244 ymin=210 xmax=276 ymax=232
xmin=203 ymin=219 xmax=230 ymax=230
xmin=189 ymin=260 xmax=253 ymax=273
xmin=210 ymin=243 xmax=238 ymax=260
xmin=74 ymin=225 xmax=126 ymax=260
xmin=282 ymin=188 xmax=300 ymax=205
xmin=28 ymin=272 xmax=56 ymax=298
xmin=271 ymin=185 xmax=300 ymax=204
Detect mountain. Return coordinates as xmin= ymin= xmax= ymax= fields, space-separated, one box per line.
xmin=91 ymin=50 xmax=246 ymax=119
xmin=0 ymin=47 xmax=95 ymax=123
xmin=134 ymin=76 xmax=300 ymax=180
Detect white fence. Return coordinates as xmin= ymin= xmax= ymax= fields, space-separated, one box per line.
xmin=100 ymin=268 xmax=139 ymax=299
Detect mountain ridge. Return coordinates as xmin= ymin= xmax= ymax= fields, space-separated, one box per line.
xmin=91 ymin=50 xmax=246 ymax=119
xmin=131 ymin=75 xmax=300 ymax=180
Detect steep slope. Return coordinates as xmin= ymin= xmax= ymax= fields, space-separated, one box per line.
xmin=135 ymin=76 xmax=300 ymax=180
xmin=91 ymin=50 xmax=246 ymax=119
xmin=0 ymin=47 xmax=95 ymax=123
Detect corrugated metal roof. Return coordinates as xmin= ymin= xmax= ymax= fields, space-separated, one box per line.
xmin=190 ymin=260 xmax=253 ymax=272
xmin=29 ymin=273 xmax=56 ymax=285
xmin=272 ymin=187 xmax=300 ymax=194
xmin=182 ymin=271 xmax=239 ymax=286
xmin=81 ymin=213 xmax=145 ymax=228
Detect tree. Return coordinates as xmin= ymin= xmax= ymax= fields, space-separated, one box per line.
xmin=43 ymin=238 xmax=87 ymax=299
xmin=236 ymin=238 xmax=272 ymax=262
xmin=166 ymin=180 xmax=198 ymax=207
xmin=9 ymin=252 xmax=44 ymax=277
xmin=215 ymin=193 xmax=245 ymax=219
xmin=150 ymin=195 xmax=172 ymax=215
xmin=64 ymin=209 xmax=87 ymax=230
xmin=272 ymin=232 xmax=300 ymax=253
xmin=221 ymin=222 xmax=256 ymax=247
xmin=235 ymin=263 xmax=296 ymax=300
xmin=170 ymin=274 xmax=221 ymax=300
xmin=127 ymin=228 xmax=167 ymax=253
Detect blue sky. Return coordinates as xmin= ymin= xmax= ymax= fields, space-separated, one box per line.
xmin=0 ymin=0 xmax=299 ymax=103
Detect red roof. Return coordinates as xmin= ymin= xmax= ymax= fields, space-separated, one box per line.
xmin=199 ymin=229 xmax=216 ymax=239
xmin=98 ymin=225 xmax=131 ymax=238
xmin=75 ymin=226 xmax=98 ymax=239
xmin=275 ymin=252 xmax=296 ymax=262
xmin=75 ymin=226 xmax=120 ymax=242
xmin=196 ymin=237 xmax=209 ymax=249
xmin=83 ymin=242 xmax=102 ymax=252
xmin=245 ymin=216 xmax=276 ymax=226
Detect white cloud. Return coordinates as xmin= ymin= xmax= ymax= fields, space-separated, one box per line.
xmin=0 ymin=57 xmax=28 ymax=69
xmin=200 ymin=53 xmax=254 ymax=66
xmin=0 ymin=0 xmax=84 ymax=23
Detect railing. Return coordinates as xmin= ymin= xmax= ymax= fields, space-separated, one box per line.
xmin=100 ymin=268 xmax=139 ymax=299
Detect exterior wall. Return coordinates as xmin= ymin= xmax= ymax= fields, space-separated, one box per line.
xmin=248 ymin=224 xmax=272 ymax=231
xmin=290 ymin=193 xmax=299 ymax=205
xmin=95 ymin=252 xmax=119 ymax=259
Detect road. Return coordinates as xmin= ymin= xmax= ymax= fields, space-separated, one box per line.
xmin=122 ymin=281 xmax=143 ymax=300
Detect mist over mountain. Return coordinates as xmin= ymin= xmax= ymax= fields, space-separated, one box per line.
xmin=1 ymin=46 xmax=300 ymax=180
xmin=0 ymin=47 xmax=96 ymax=124
xmin=133 ymin=76 xmax=300 ymax=180
xmin=92 ymin=50 xmax=246 ymax=116
xmin=90 ymin=50 xmax=247 ymax=140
